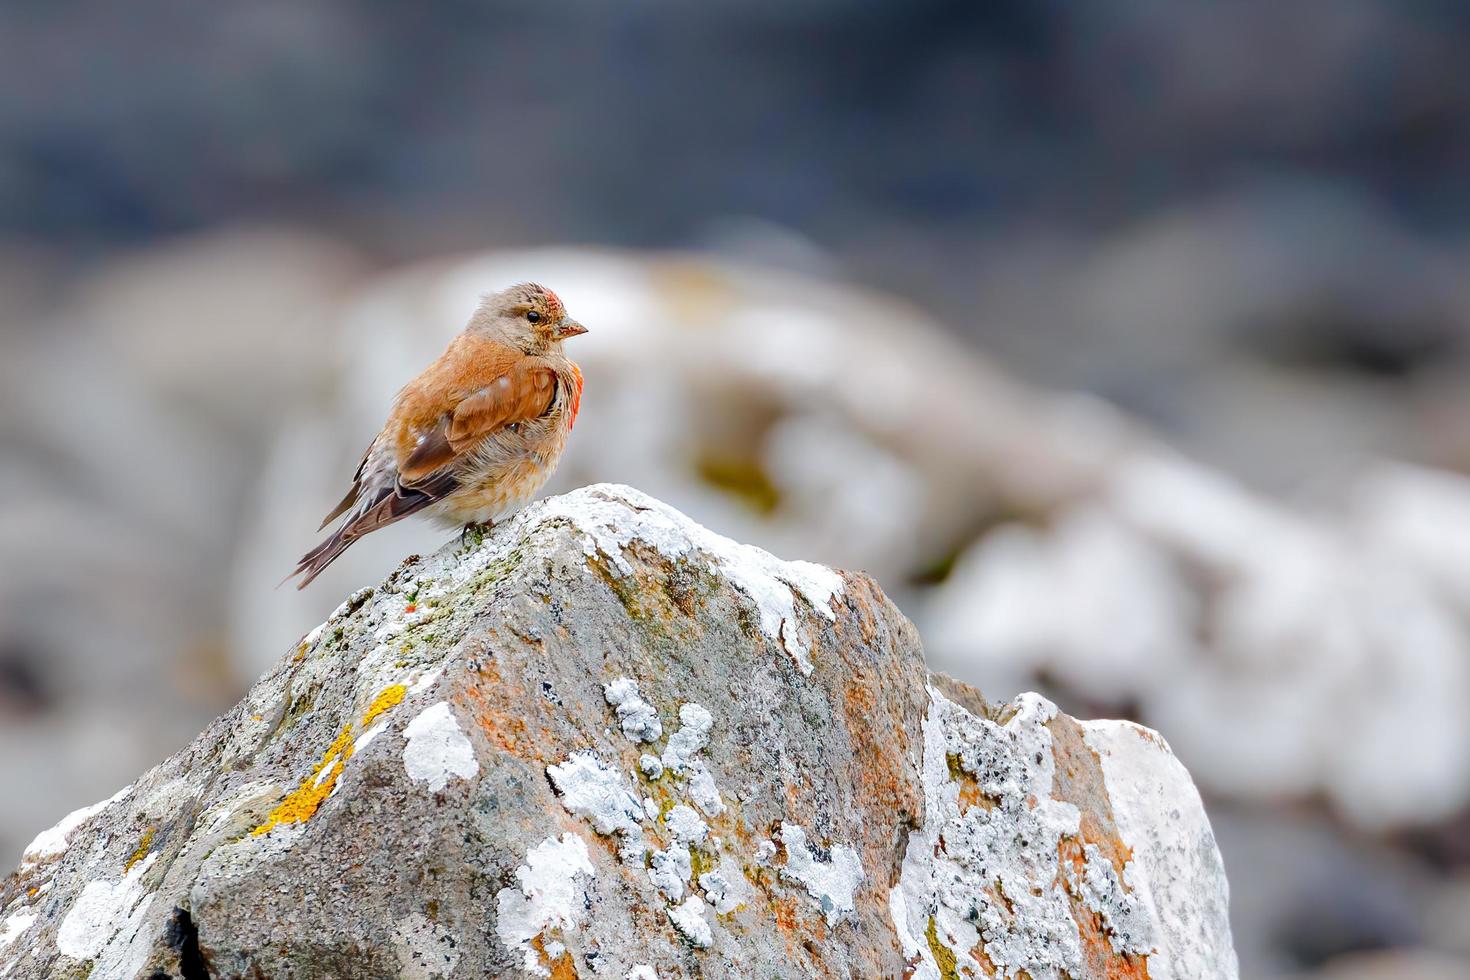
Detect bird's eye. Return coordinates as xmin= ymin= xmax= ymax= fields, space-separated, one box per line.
xmin=526 ymin=310 xmax=541 ymax=323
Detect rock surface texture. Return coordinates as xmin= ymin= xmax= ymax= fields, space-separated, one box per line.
xmin=0 ymin=485 xmax=1237 ymax=979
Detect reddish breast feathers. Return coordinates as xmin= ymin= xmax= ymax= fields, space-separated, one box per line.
xmin=567 ymin=363 xmax=584 ymax=430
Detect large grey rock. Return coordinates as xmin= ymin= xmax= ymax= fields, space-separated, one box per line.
xmin=0 ymin=484 xmax=1236 ymax=978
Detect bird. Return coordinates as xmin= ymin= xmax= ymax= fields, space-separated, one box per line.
xmin=289 ymin=282 xmax=586 ymax=588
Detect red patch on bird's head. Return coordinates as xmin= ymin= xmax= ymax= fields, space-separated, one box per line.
xmin=537 ymin=285 xmax=565 ymax=322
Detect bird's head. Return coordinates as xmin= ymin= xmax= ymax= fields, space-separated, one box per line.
xmin=471 ymin=282 xmax=587 ymax=354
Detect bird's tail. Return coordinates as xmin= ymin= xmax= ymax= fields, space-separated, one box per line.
xmin=287 ymin=469 xmax=457 ymax=590
xmin=285 ymin=526 xmax=358 ymax=590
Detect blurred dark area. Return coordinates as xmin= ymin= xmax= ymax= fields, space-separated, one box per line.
xmin=8 ymin=1 xmax=1470 ymax=313
xmin=8 ymin=0 xmax=1470 ymax=486
xmin=6 ymin=2 xmax=1470 ymax=977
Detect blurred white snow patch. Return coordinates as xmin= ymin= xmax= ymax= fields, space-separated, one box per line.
xmin=1109 ymin=450 xmax=1307 ymax=571
xmin=763 ymin=413 xmax=925 ymax=575
xmin=717 ymin=306 xmax=841 ymax=390
xmin=925 ymin=506 xmax=1194 ymax=703
xmin=1355 ymin=463 xmax=1470 ymax=605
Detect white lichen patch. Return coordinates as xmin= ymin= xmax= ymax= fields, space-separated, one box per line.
xmin=0 ymin=912 xmax=35 ymax=951
xmin=1066 ymin=842 xmax=1155 ymax=956
xmin=778 ymin=822 xmax=865 ymax=927
xmin=685 ymin=763 xmax=726 ymax=817
xmin=22 ymin=784 xmax=133 ymax=865
xmin=887 ymin=884 xmax=925 ymax=962
xmin=665 ymin=805 xmax=708 ymax=844
xmin=648 ymin=846 xmax=693 ymax=901
xmin=56 ymin=853 xmax=158 ymax=978
xmin=495 ymin=833 xmax=597 ymax=977
xmin=353 ymin=720 xmax=390 ymax=755
xmin=543 ymin=688 xmax=748 ymax=945
xmin=626 ymin=966 xmax=659 ymax=980
xmin=604 ymin=677 xmax=663 ymax=743
xmin=699 ymin=855 xmax=754 ymax=915
xmin=1081 ymin=720 xmax=1238 ymax=979
xmin=891 ymin=690 xmax=1090 ymax=980
xmin=661 ymin=703 xmax=713 ymax=773
xmin=534 ymin=484 xmax=844 ymax=674
xmin=547 ymin=752 xmax=645 ymax=837
xmin=402 ymin=701 xmax=479 ymax=792
xmin=667 ymin=896 xmax=714 ymax=948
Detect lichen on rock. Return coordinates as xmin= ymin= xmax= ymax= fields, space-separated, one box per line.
xmin=0 ymin=484 xmax=1236 ymax=978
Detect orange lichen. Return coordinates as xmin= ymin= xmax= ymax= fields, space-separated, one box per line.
xmin=456 ymin=660 xmax=536 ymax=758
xmin=1059 ymin=838 xmax=1151 ymax=979
xmin=529 ymin=935 xmax=579 ymax=979
xmin=947 ymin=754 xmax=997 ymax=814
xmin=1048 ymin=714 xmax=1151 ymax=978
xmin=549 ymin=948 xmax=579 ymax=980
xmin=841 ymin=666 xmax=925 ymax=821
xmin=770 ymin=894 xmax=807 ymax=939
xmin=968 ymin=939 xmax=1001 ymax=977
xmin=124 ymin=828 xmax=155 ymax=872
xmin=362 ymin=683 xmax=408 ymax=728
xmin=251 ymin=724 xmax=355 ymax=836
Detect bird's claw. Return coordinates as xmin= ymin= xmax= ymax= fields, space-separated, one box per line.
xmin=460 ymin=522 xmax=493 ymax=548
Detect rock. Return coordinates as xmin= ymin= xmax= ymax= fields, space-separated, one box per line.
xmin=0 ymin=484 xmax=1236 ymax=978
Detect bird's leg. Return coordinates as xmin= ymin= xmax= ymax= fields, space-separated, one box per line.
xmin=460 ymin=521 xmax=494 ymax=548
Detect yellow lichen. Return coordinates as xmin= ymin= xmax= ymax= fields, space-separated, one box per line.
xmin=362 ymin=684 xmax=408 ymax=728
xmin=251 ymin=724 xmax=355 ymax=836
xmin=927 ymin=916 xmax=961 ymax=980
xmin=246 ymin=680 xmax=410 ymax=838
xmin=124 ymin=828 xmax=155 ymax=872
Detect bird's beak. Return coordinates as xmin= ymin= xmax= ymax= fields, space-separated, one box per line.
xmin=553 ymin=318 xmax=588 ymax=340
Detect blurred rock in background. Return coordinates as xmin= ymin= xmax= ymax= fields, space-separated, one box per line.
xmin=7 ymin=1 xmax=1470 ymax=977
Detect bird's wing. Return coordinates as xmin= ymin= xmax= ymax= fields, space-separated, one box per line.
xmin=397 ymin=353 xmax=558 ymax=484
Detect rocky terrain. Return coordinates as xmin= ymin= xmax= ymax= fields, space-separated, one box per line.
xmin=0 ymin=485 xmax=1235 ymax=978
xmin=6 ymin=239 xmax=1470 ymax=976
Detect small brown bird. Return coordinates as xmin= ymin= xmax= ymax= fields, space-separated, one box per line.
xmin=290 ymin=283 xmax=586 ymax=588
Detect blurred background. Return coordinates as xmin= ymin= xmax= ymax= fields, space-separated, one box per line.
xmin=4 ymin=1 xmax=1470 ymax=976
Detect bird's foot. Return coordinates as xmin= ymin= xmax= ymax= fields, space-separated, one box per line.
xmin=460 ymin=521 xmax=494 ymax=548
